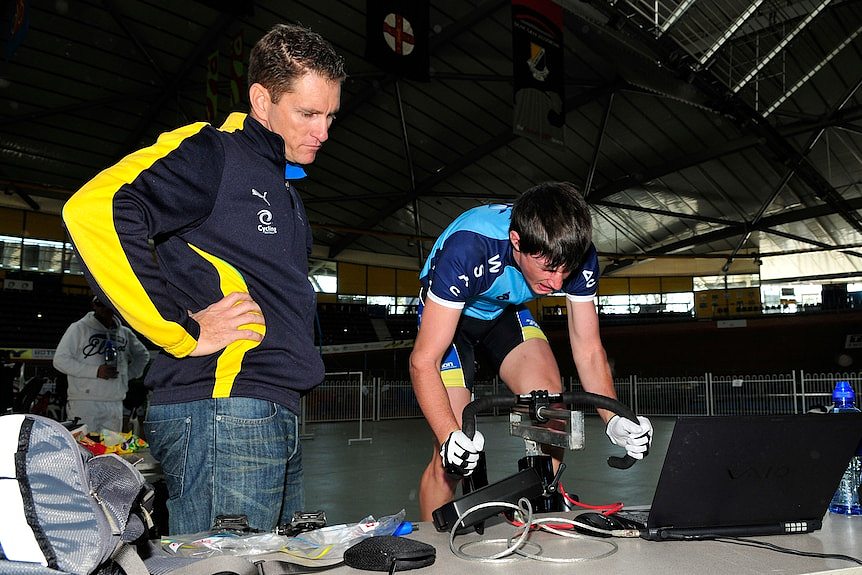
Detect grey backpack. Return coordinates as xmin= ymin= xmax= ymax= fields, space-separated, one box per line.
xmin=0 ymin=414 xmax=258 ymax=575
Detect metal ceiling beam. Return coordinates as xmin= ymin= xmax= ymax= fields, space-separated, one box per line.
xmin=760 ymin=270 xmax=862 ymax=284
xmin=311 ymin=222 xmax=435 ymax=243
xmin=584 ymin=91 xmax=614 ymax=197
xmin=0 ymin=180 xmax=74 ymax=202
xmin=0 ymin=90 xmax=162 ymax=129
xmin=754 ymin=196 xmax=862 ymax=229
xmin=338 ymin=0 xmax=509 ymax=121
xmin=394 ymin=80 xmax=425 ymax=263
xmin=835 ymin=122 xmax=862 ymax=136
xmin=594 ymin=199 xmax=737 ymax=227
xmin=589 ymin=103 xmax=862 ymax=203
xmin=327 ymin=82 xmax=616 ymax=258
xmin=326 ymin=0 xmax=511 ymax=258
xmin=722 ymin=75 xmax=862 ymax=271
xmin=114 ymin=12 xmax=234 ymax=158
xmin=591 ymin=0 xmax=862 ymax=256
xmin=698 ymin=0 xmax=764 ymax=67
xmin=327 ymin=132 xmax=516 ymax=259
xmin=8 ymin=187 xmax=40 ymax=211
xmin=101 ymin=0 xmax=196 ymax=121
xmin=589 ymin=134 xmax=762 ymax=203
xmin=0 ymin=5 xmax=220 ymax=133
xmin=759 ymin=242 xmax=862 ymax=257
xmin=615 ymin=195 xmax=862 ymax=262
xmin=764 ymin=24 xmax=862 ymax=116
xmin=762 ymin=228 xmax=848 ymax=253
xmin=598 ymin=251 xmax=761 ymax=260
xmin=603 ymin=195 xmax=862 ymax=274
xmin=428 ymin=0 xmax=510 ymax=51
xmin=591 ymin=202 xmax=652 ymax=252
xmin=102 ymin=0 xmax=168 ymax=85
xmin=18 ymin=191 xmax=40 ymax=211
xmin=731 ymin=0 xmax=831 ymax=92
xmin=659 ymin=0 xmax=697 ymax=36
xmin=709 ymin=79 xmax=862 ymax=240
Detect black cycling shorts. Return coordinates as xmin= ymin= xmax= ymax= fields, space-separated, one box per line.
xmin=418 ymin=291 xmax=548 ymax=390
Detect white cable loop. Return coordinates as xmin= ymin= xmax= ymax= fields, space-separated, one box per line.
xmin=448 ymin=497 xmax=619 ymax=563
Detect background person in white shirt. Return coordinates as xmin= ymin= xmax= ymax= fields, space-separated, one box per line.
xmin=53 ymin=297 xmax=150 ymax=432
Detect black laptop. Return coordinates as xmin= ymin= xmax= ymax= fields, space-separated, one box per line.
xmin=615 ymin=413 xmax=862 ymax=541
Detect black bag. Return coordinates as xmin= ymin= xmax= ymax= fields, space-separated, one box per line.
xmin=343 ymin=536 xmax=435 ymax=572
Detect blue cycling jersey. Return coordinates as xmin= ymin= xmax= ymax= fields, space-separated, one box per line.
xmin=419 ymin=204 xmax=599 ymax=320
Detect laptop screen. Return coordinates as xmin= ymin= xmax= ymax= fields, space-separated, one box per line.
xmin=646 ymin=413 xmax=862 ymax=536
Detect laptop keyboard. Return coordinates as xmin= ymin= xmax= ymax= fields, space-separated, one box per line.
xmin=614 ymin=509 xmax=650 ymax=527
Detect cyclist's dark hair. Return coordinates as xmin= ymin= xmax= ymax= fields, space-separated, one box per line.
xmin=510 ymin=182 xmax=592 ymax=272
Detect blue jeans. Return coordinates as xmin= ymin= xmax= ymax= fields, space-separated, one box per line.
xmin=144 ymin=397 xmax=303 ymax=535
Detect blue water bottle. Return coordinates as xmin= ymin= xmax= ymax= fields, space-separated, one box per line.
xmin=828 ymin=380 xmax=862 ymax=515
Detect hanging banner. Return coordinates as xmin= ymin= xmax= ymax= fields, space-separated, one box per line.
xmin=365 ymin=0 xmax=430 ymax=81
xmin=512 ymin=0 xmax=565 ymax=147
xmin=206 ymin=49 xmax=219 ymax=122
xmin=229 ymin=31 xmax=244 ymax=107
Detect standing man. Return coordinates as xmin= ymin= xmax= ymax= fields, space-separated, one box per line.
xmin=53 ymin=297 xmax=150 ymax=433
xmin=410 ymin=182 xmax=653 ymax=520
xmin=63 ymin=23 xmax=346 ymax=535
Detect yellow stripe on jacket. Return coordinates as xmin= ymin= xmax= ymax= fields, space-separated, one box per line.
xmin=63 ymin=123 xmax=209 ymax=358
xmin=187 ymin=244 xmax=264 ymax=398
xmin=63 ymin=113 xmax=248 ymax=359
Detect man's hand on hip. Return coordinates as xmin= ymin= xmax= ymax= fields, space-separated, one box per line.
xmin=189 ymin=292 xmax=265 ymax=356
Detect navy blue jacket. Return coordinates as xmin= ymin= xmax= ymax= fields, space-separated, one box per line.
xmin=64 ymin=113 xmax=324 ymax=413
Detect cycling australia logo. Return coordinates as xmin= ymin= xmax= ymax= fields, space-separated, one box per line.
xmin=252 ymin=187 xmax=277 ymax=234
xmin=257 ymin=209 xmax=278 ymax=235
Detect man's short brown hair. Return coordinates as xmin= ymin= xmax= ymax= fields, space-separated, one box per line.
xmin=248 ymin=23 xmax=347 ymax=103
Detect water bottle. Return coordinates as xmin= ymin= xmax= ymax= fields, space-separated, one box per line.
xmin=104 ymin=337 xmax=117 ymax=368
xmin=828 ymin=380 xmax=862 ymax=515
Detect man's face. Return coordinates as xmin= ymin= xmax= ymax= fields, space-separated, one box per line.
xmin=253 ymin=72 xmax=341 ymax=165
xmin=510 ymin=231 xmax=571 ymax=295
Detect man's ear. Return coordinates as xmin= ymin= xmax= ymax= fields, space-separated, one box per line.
xmin=248 ymin=83 xmax=271 ymax=124
xmin=509 ymin=230 xmax=521 ymax=252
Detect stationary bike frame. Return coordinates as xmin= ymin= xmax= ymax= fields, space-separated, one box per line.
xmin=432 ymin=391 xmax=645 ymax=532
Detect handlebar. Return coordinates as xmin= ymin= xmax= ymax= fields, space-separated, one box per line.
xmin=460 ymin=391 xmax=643 ymax=469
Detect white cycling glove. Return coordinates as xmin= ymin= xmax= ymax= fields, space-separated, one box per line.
xmin=440 ymin=430 xmax=485 ymax=476
xmin=606 ymin=415 xmax=653 ymax=460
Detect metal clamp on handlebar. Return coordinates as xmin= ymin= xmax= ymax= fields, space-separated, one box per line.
xmin=461 ymin=390 xmax=644 ymax=469
xmin=524 ymin=390 xmax=551 ymax=422
xmin=512 ymin=392 xmax=584 ymax=452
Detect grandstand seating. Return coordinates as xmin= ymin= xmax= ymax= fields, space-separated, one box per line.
xmin=1 ymin=291 xmax=416 ymax=350
xmin=0 ymin=290 xmax=92 ymax=349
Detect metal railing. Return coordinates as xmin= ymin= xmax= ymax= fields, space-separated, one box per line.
xmin=300 ymin=371 xmax=861 ymax=425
